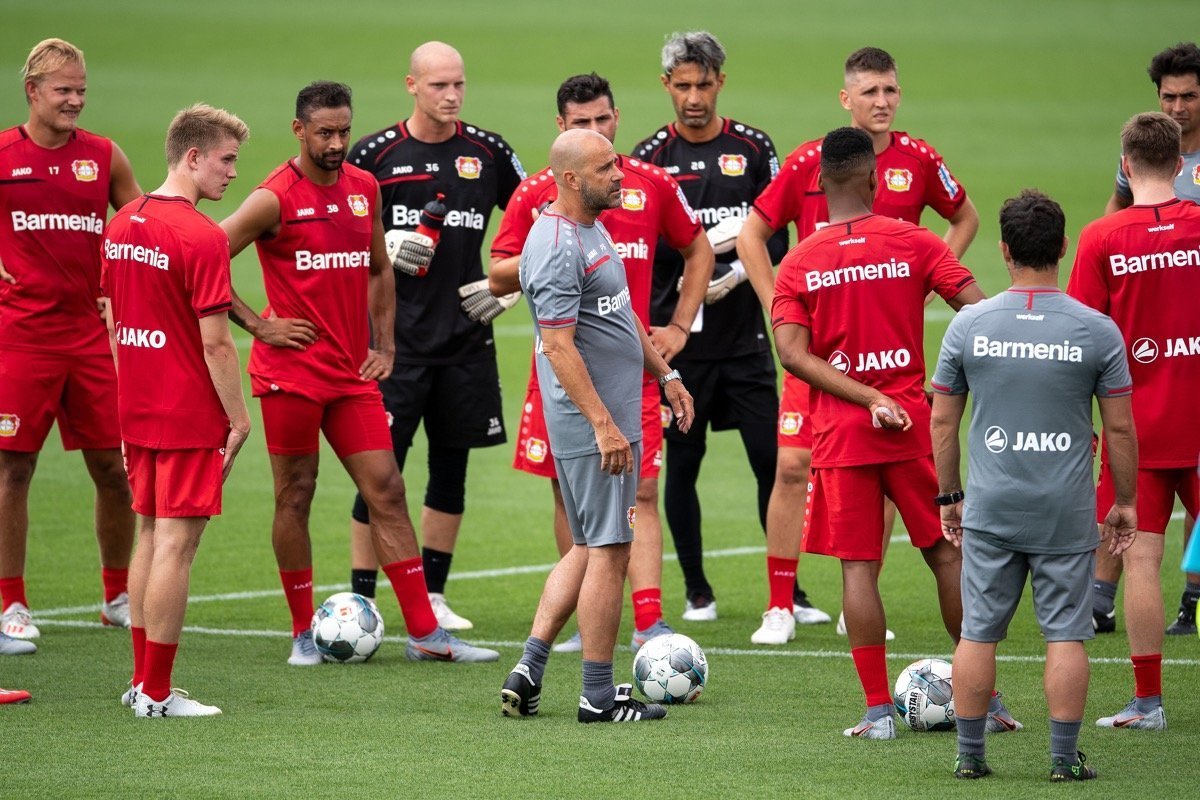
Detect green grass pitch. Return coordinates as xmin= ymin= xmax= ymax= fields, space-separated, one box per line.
xmin=2 ymin=1 xmax=1199 ymax=797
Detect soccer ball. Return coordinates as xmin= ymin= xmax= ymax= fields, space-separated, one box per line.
xmin=311 ymin=592 xmax=384 ymax=663
xmin=632 ymin=633 xmax=707 ymax=704
xmin=893 ymin=658 xmax=955 ymax=731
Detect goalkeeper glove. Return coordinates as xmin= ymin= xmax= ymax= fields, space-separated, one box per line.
xmin=385 ymin=229 xmax=436 ymax=277
xmin=678 ymin=259 xmax=749 ymax=305
xmin=705 ymin=215 xmax=744 ymax=255
xmin=458 ymin=279 xmax=520 ymax=324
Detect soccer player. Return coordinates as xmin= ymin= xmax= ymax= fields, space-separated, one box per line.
xmin=737 ymin=46 xmax=978 ymax=644
xmin=633 ymin=31 xmax=828 ymax=629
xmin=771 ymin=127 xmax=1020 ymax=740
xmin=102 ymin=103 xmax=251 ymax=717
xmin=346 ymin=42 xmax=525 ymax=630
xmin=932 ymin=190 xmax=1137 ymax=781
xmin=499 ymin=128 xmax=694 ymax=723
xmin=488 ymin=73 xmax=712 ymax=652
xmin=1068 ymin=112 xmax=1200 ymax=730
xmin=0 ymin=38 xmax=142 ymax=645
xmin=220 ymin=82 xmax=498 ymax=666
xmin=1098 ymin=42 xmax=1200 ymax=637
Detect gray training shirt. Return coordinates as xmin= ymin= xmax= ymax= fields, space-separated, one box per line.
xmin=932 ymin=289 xmax=1132 ymax=554
xmin=1114 ymin=149 xmax=1200 ymax=203
xmin=519 ymin=210 xmax=643 ymax=459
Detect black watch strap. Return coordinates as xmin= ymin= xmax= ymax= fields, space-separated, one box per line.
xmin=934 ymin=490 xmax=965 ymax=506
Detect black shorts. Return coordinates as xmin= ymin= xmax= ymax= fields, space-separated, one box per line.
xmin=664 ymin=352 xmax=777 ymax=444
xmin=379 ymin=358 xmax=507 ymax=451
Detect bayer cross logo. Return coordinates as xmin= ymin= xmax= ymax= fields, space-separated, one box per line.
xmin=828 ymin=351 xmax=850 ymax=373
xmin=1132 ymin=338 xmax=1159 ymax=363
xmin=984 ymin=426 xmax=1008 ymax=453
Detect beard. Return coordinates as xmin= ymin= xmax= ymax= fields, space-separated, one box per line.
xmin=580 ymin=180 xmax=620 ymax=215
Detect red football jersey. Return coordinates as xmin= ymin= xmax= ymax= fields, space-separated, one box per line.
xmin=101 ymin=194 xmax=233 ymax=449
xmin=1067 ymin=198 xmax=1200 ymax=468
xmin=0 ymin=126 xmax=113 ymax=354
xmin=753 ymin=132 xmax=966 ymax=241
xmin=772 ymin=213 xmax=976 ymax=467
xmin=491 ymin=155 xmax=701 ymax=329
xmin=248 ymin=161 xmax=378 ymax=394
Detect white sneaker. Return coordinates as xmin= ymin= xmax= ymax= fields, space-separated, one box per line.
xmin=121 ymin=681 xmax=142 ymax=708
xmin=1 ymin=602 xmax=39 ymax=640
xmin=751 ymin=607 xmax=796 ymax=645
xmin=428 ymin=592 xmax=473 ymax=631
xmin=101 ymin=592 xmax=131 ymax=628
xmin=0 ymin=632 xmax=36 ymax=655
xmin=836 ymin=611 xmax=894 ymax=641
xmin=682 ymin=596 xmax=717 ymax=622
xmin=553 ymin=631 xmax=582 ymax=653
xmin=793 ymin=601 xmax=832 ymax=625
xmin=843 ymin=713 xmax=896 ymax=739
xmin=287 ymin=629 xmax=323 ymax=666
xmin=135 ymin=688 xmax=221 ymax=718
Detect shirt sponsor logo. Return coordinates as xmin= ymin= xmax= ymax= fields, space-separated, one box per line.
xmin=983 ymin=425 xmax=1073 ymax=453
xmin=855 ymin=348 xmax=911 ymax=372
xmin=613 ymin=237 xmax=649 ymax=262
xmin=455 ymin=156 xmax=482 ymax=180
xmin=296 ymin=207 xmax=315 ymax=217
xmin=937 ymin=163 xmax=959 ymax=199
xmin=884 ymin=168 xmax=912 ymax=192
xmin=695 ymin=202 xmax=748 ymax=227
xmin=10 ymin=167 xmax=31 ymax=177
xmin=71 ymin=159 xmax=99 ymax=182
xmin=1134 ymin=336 xmax=1200 ymax=361
xmin=1109 ymin=245 xmax=1200 ymax=275
xmin=391 ymin=204 xmax=484 ymax=230
xmin=1132 ymin=337 xmax=1159 ymax=363
xmin=828 ymin=350 xmax=851 ymax=373
xmin=1146 ymin=223 xmax=1174 ymax=233
xmin=804 ymin=259 xmax=911 ymax=291
xmin=621 ymin=188 xmax=646 ymax=211
xmin=13 ymin=210 xmax=104 ymax=234
xmin=347 ymin=194 xmax=369 ymax=217
xmin=718 ymin=154 xmax=746 ymax=176
xmin=984 ymin=426 xmax=1008 ymax=453
xmin=525 ymin=437 xmax=548 ymax=464
xmin=295 ymin=250 xmax=371 ymax=270
xmin=597 ymin=285 xmax=631 ymax=316
xmin=779 ymin=411 xmax=803 ymax=436
xmin=114 ymin=324 xmax=167 ymax=349
xmin=103 ymin=239 xmax=170 ymax=270
xmin=0 ymin=414 xmax=19 ymax=438
xmin=972 ymin=335 xmax=1083 ymax=362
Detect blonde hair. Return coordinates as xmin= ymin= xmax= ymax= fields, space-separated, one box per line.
xmin=165 ymin=103 xmax=249 ymax=167
xmin=22 ymin=38 xmax=85 ymax=102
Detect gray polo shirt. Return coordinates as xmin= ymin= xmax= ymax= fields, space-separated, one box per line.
xmin=1114 ymin=149 xmax=1200 ymax=203
xmin=519 ymin=210 xmax=642 ymax=459
xmin=931 ymin=289 xmax=1132 ymax=553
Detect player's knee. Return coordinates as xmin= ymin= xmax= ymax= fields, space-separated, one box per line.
xmin=361 ymin=468 xmax=409 ymax=515
xmin=775 ymin=448 xmax=810 ymax=487
xmin=424 ymin=446 xmax=467 ymax=515
xmin=0 ymin=453 xmax=38 ymax=488
xmin=636 ymin=479 xmax=659 ymax=506
xmin=275 ymin=472 xmax=317 ymax=514
xmin=86 ymin=453 xmax=131 ymax=496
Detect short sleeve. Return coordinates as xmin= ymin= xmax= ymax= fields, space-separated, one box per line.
xmin=919 ymin=229 xmax=976 ymax=300
xmin=920 ymin=142 xmax=968 ymax=221
xmin=187 ymin=225 xmax=233 ymax=319
xmin=1093 ymin=315 xmax=1133 ymax=398
xmin=491 ymin=180 xmax=541 ymax=258
xmin=494 ymin=138 xmax=526 ymax=210
xmin=753 ymin=152 xmax=807 ymax=231
xmin=656 ymin=173 xmax=702 ymax=250
xmin=525 ymin=221 xmax=582 ymax=329
xmin=1066 ymin=223 xmax=1110 ymax=314
xmin=770 ymin=247 xmax=811 ymax=330
xmin=931 ymin=311 xmax=970 ymax=395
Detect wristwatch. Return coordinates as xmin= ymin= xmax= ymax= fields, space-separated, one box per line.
xmin=659 ymin=369 xmax=681 ymax=386
xmin=934 ymin=490 xmax=965 ymax=506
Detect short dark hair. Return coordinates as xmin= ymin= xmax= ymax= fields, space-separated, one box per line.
xmin=819 ymin=127 xmax=875 ymax=183
xmin=556 ymin=73 xmax=614 ymax=117
xmin=296 ymin=81 xmax=352 ymax=122
xmin=1148 ymin=42 xmax=1200 ymax=89
xmin=1121 ymin=112 xmax=1182 ymax=178
xmin=845 ymin=47 xmax=896 ymax=76
xmin=999 ymin=189 xmax=1065 ymax=270
xmin=661 ymin=31 xmax=726 ymax=76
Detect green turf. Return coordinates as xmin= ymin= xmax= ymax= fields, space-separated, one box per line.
xmin=3 ymin=1 xmax=1200 ymax=797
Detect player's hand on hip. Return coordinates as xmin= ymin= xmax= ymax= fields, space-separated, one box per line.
xmin=868 ymin=395 xmax=911 ymax=431
xmin=96 ymin=296 xmax=108 ymax=318
xmin=1101 ymin=503 xmax=1138 ymax=555
xmin=649 ymin=324 xmax=688 ymax=362
xmin=358 ymin=348 xmax=392 ymax=382
xmin=458 ymin=279 xmax=520 ymax=324
xmin=220 ymin=424 xmax=251 ymax=482
xmin=595 ymin=421 xmax=633 ymax=476
xmin=0 ymin=257 xmax=15 ymax=285
xmin=664 ymin=380 xmax=695 ymax=434
xmin=385 ymin=229 xmax=436 ymax=277
xmin=940 ymin=503 xmax=964 ymax=547
xmin=257 ymin=311 xmax=318 ymax=350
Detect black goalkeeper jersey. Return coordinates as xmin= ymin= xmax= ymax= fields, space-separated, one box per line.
xmin=634 ymin=118 xmax=788 ymax=361
xmin=351 ymin=120 xmax=524 ymax=365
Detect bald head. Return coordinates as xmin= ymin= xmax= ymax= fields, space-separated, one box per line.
xmin=406 ymin=41 xmax=465 ymax=133
xmin=409 ymin=41 xmax=462 ymax=79
xmin=549 ymin=128 xmax=610 ymax=176
xmin=549 ymin=129 xmax=622 ymax=219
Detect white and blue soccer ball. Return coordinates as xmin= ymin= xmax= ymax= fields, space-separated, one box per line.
xmin=893 ymin=658 xmax=955 ymax=731
xmin=633 ymin=633 xmax=707 ymax=704
xmin=311 ymin=592 xmax=384 ymax=663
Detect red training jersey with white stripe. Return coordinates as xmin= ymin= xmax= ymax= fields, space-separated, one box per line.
xmin=0 ymin=126 xmax=113 ymax=354
xmin=772 ymin=213 xmax=976 ymax=467
xmin=1067 ymin=198 xmax=1200 ymax=468
xmin=491 ymin=155 xmax=701 ymax=331
xmin=101 ymin=194 xmax=233 ymax=449
xmin=248 ymin=161 xmax=378 ymax=394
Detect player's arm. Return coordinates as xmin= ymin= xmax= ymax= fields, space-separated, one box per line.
xmin=361 ymin=190 xmax=396 ymax=381
xmin=108 ymin=143 xmax=143 ymax=209
xmin=199 ymin=312 xmax=251 ymax=480
xmin=540 ymin=325 xmax=632 ymax=475
xmin=930 ymin=392 xmax=968 ymax=546
xmin=219 ymin=189 xmax=317 ymax=350
xmin=774 ymin=322 xmax=910 ymax=431
xmin=942 ymin=197 xmax=979 ymax=259
xmin=636 ymin=315 xmax=694 ymax=434
xmin=650 ymin=231 xmax=713 ymax=362
xmin=487 ymin=255 xmax=521 ymax=295
xmin=102 ymin=295 xmax=118 ymax=367
xmin=1097 ymin=394 xmax=1138 ymax=554
xmin=945 ymin=282 xmax=986 ymax=310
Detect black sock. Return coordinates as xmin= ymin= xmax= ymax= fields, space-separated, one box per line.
xmin=423 ymin=547 xmax=453 ymax=595
xmin=1093 ymin=579 xmax=1117 ymax=615
xmin=351 ymin=569 xmax=378 ymax=599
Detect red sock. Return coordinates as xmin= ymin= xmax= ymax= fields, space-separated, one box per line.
xmin=101 ymin=567 xmax=128 ymax=603
xmin=1132 ymin=653 xmax=1163 ymax=698
xmin=0 ymin=576 xmax=28 ymax=610
xmin=767 ymin=556 xmax=798 ymax=611
xmin=279 ymin=567 xmax=314 ymax=637
xmin=632 ymin=588 xmax=662 ymax=631
xmin=851 ymin=645 xmax=892 ymax=707
xmin=131 ymin=626 xmax=147 ymax=686
xmin=141 ymin=640 xmax=179 ymax=702
xmin=382 ymin=558 xmax=438 ymax=639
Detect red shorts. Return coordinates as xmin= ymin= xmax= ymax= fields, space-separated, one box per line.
xmin=0 ymin=348 xmax=120 ymax=452
xmin=255 ymin=378 xmax=392 ymax=460
xmin=124 ymin=443 xmax=223 ymax=518
xmin=514 ymin=374 xmax=663 ymax=481
xmin=803 ymin=457 xmax=942 ymax=560
xmin=1096 ymin=463 xmax=1199 ymax=535
xmin=777 ymin=372 xmax=812 ymax=450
